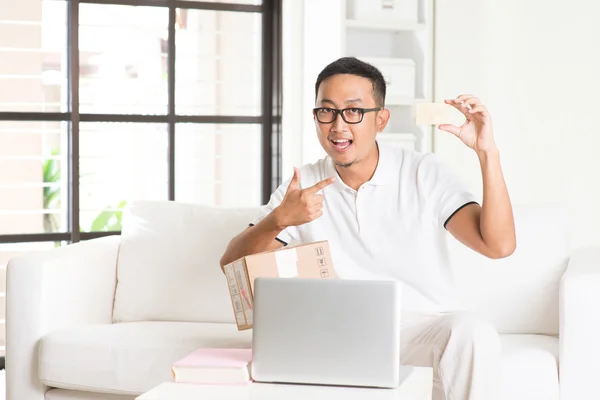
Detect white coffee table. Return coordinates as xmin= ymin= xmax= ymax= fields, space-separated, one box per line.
xmin=137 ymin=366 xmax=432 ymax=400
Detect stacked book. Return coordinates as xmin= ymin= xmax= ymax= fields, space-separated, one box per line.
xmin=171 ymin=348 xmax=253 ymax=385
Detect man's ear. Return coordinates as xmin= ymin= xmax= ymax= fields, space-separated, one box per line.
xmin=376 ymin=108 xmax=390 ymax=132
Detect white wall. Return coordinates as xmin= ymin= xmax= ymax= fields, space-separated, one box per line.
xmin=282 ymin=0 xmax=345 ymax=175
xmin=434 ymin=0 xmax=600 ymax=249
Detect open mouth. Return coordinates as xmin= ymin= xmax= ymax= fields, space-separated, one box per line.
xmin=330 ymin=139 xmax=353 ymax=152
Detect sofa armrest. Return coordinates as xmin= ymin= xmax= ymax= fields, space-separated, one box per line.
xmin=559 ymin=245 xmax=600 ymax=400
xmin=5 ymin=236 xmax=121 ymax=400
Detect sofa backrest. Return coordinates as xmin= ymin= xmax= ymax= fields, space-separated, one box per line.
xmin=113 ymin=200 xmax=570 ymax=335
xmin=113 ymin=200 xmax=258 ymax=324
xmin=449 ymin=202 xmax=570 ymax=335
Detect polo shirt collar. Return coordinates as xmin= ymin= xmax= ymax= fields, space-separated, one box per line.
xmin=327 ymin=141 xmax=395 ymax=188
xmin=368 ymin=141 xmax=395 ymax=186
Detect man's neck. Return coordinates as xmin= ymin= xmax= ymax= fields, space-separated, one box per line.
xmin=335 ymin=146 xmax=380 ymax=191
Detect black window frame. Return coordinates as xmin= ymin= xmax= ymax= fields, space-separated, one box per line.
xmin=0 ymin=0 xmax=282 ymax=245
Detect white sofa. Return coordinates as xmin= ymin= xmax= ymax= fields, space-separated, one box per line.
xmin=5 ymin=200 xmax=600 ymax=400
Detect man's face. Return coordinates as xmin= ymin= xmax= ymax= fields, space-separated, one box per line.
xmin=314 ymin=74 xmax=388 ymax=168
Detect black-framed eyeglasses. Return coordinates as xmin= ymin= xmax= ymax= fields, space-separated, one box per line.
xmin=313 ymin=107 xmax=382 ymax=124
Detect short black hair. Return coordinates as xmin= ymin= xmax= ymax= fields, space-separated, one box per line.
xmin=315 ymin=57 xmax=386 ymax=107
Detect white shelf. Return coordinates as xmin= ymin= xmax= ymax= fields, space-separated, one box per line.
xmin=342 ymin=0 xmax=433 ymax=152
xmin=359 ymin=56 xmax=415 ymax=66
xmin=346 ymin=19 xmax=426 ymax=33
xmin=386 ymin=97 xmax=427 ymax=107
xmin=377 ymin=132 xmax=418 ymax=151
xmin=387 ymin=96 xmax=415 ymax=106
xmin=379 ymin=132 xmax=418 ymax=138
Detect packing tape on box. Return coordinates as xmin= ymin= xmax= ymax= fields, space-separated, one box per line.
xmin=275 ymin=248 xmax=298 ymax=278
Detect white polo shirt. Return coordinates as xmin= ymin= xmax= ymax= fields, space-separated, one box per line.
xmin=251 ymin=143 xmax=478 ymax=314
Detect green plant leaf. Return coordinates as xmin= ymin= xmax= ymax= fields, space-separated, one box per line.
xmin=42 ymin=149 xmax=61 ymax=208
xmin=42 ymin=148 xmax=62 ymax=233
xmin=89 ymin=210 xmax=115 ymax=232
xmin=89 ymin=200 xmax=127 ymax=232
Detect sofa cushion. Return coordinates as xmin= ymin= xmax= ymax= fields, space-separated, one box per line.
xmin=499 ymin=334 xmax=559 ymax=400
xmin=38 ymin=321 xmax=252 ymax=395
xmin=113 ymin=201 xmax=258 ymax=323
xmin=45 ymin=389 xmax=135 ymax=400
xmin=450 ymin=203 xmax=569 ymax=335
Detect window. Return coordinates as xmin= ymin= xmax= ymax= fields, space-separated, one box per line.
xmin=0 ymin=0 xmax=282 ymax=244
xmin=0 ymin=0 xmax=282 ymax=355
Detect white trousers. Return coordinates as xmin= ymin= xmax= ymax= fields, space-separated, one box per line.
xmin=400 ymin=312 xmax=502 ymax=400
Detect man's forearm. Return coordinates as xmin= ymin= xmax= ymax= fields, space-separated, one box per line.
xmin=219 ymin=210 xmax=286 ymax=269
xmin=478 ymin=148 xmax=516 ymax=257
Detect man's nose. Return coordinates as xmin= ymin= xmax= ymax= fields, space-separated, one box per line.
xmin=331 ymin=111 xmax=348 ymax=131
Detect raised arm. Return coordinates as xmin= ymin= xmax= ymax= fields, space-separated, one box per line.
xmin=439 ymin=95 xmax=516 ymax=259
xmin=220 ymin=168 xmax=335 ymax=268
xmin=219 ymin=211 xmax=287 ymax=268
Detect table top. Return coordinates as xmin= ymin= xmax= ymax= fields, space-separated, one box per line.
xmin=136 ymin=366 xmax=432 ymax=400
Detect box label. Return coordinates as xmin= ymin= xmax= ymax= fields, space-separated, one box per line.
xmin=233 ymin=260 xmax=254 ymax=326
xmin=225 ymin=263 xmax=246 ymax=327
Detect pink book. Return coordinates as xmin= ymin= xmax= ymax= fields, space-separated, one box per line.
xmin=171 ymin=348 xmax=253 ymax=385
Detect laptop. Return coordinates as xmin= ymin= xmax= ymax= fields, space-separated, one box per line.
xmin=251 ymin=278 xmax=405 ymax=388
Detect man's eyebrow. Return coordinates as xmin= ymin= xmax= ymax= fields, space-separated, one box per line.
xmin=319 ymin=98 xmax=338 ymax=107
xmin=344 ymin=98 xmax=363 ymax=104
xmin=318 ymin=98 xmax=363 ymax=107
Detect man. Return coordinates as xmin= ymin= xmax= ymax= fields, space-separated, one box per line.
xmin=220 ymin=57 xmax=516 ymax=400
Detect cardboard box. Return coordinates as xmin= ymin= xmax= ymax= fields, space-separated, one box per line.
xmin=223 ymin=241 xmax=336 ymax=330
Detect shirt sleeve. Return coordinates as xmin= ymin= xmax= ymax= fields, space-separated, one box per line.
xmin=417 ymin=153 xmax=479 ymax=229
xmin=250 ymin=177 xmax=300 ymax=246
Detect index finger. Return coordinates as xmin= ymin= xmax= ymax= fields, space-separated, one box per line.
xmin=444 ymin=98 xmax=471 ymax=118
xmin=304 ymin=177 xmax=336 ymax=195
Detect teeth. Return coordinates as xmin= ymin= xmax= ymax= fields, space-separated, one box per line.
xmin=332 ymin=139 xmax=351 ymax=150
